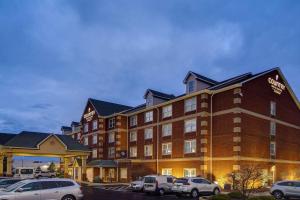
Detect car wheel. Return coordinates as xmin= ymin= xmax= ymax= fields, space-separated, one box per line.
xmin=191 ymin=189 xmax=199 ymax=198
xmin=62 ymin=195 xmax=76 ymax=200
xmin=273 ymin=191 xmax=284 ymax=199
xmin=213 ymin=188 xmax=220 ymax=195
xmin=158 ymin=188 xmax=165 ymax=196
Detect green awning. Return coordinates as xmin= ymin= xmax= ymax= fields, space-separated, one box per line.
xmin=87 ymin=160 xmax=117 ymax=168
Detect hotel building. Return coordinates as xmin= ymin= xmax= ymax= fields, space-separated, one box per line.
xmin=62 ymin=68 xmax=300 ymax=185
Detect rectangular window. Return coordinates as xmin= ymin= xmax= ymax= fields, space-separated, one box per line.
xmin=92 ymin=149 xmax=97 ymax=158
xmin=185 ymin=118 xmax=197 ymax=133
xmin=162 ymin=143 xmax=172 ymax=155
xmin=184 ymin=168 xmax=196 ymax=177
xmin=144 ymin=128 xmax=153 ymax=140
xmin=84 ymin=124 xmax=88 ymax=133
xmin=162 ymin=168 xmax=172 ymax=176
xmin=162 ymin=105 xmax=172 ymax=118
xmin=77 ymin=133 xmax=81 ymax=140
xmin=270 ymin=101 xmax=276 ymax=116
xmin=109 ymin=168 xmax=115 ymax=178
xmin=92 ymin=120 xmax=98 ymax=130
xmin=162 ymin=123 xmax=172 ymax=137
xmin=144 ymin=145 xmax=153 ymax=156
xmin=145 ymin=111 xmax=153 ymax=122
xmin=120 ymin=168 xmax=127 ymax=179
xmin=185 ymin=97 xmax=197 ymax=112
xmin=84 ymin=137 xmax=88 ymax=146
xmin=93 ymin=135 xmax=97 ymax=144
xmin=130 ymin=146 xmax=137 ymax=157
xmin=130 ymin=131 xmax=137 ymax=142
xmin=108 ymin=118 xmax=116 ymax=128
xmin=146 ymin=96 xmax=153 ymax=107
xmin=108 ymin=132 xmax=115 ymax=143
xmin=130 ymin=115 xmax=137 ymax=127
xmin=270 ymin=142 xmax=276 ymax=156
xmin=270 ymin=121 xmax=276 ymax=136
xmin=184 ymin=139 xmax=196 ymax=154
xmin=108 ymin=147 xmax=115 ymax=158
xmin=188 ymin=80 xmax=195 ymax=93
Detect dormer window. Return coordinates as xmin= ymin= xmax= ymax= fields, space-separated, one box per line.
xmin=188 ymin=80 xmax=195 ymax=93
xmin=146 ymin=96 xmax=153 ymax=107
xmin=183 ymin=71 xmax=218 ymax=94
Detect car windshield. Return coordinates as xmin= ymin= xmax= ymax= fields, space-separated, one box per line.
xmin=144 ymin=177 xmax=156 ymax=183
xmin=4 ymin=181 xmax=25 ymax=192
xmin=21 ymin=169 xmax=33 ymax=174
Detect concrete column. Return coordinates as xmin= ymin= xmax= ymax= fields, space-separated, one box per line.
xmin=81 ymin=156 xmax=87 ymax=181
xmin=64 ymin=157 xmax=70 ymax=178
xmin=6 ymin=154 xmax=13 ymax=176
xmin=0 ymin=155 xmax=4 ymax=176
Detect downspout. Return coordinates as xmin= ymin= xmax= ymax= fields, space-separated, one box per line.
xmin=210 ymin=92 xmax=215 ymax=181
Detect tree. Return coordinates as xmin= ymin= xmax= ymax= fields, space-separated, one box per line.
xmin=48 ymin=162 xmax=56 ymax=172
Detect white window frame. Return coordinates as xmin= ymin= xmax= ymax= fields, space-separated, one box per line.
xmin=162 ymin=123 xmax=172 ymax=137
xmin=162 ymin=168 xmax=172 ymax=176
xmin=144 ymin=128 xmax=153 ymax=140
xmin=92 ymin=120 xmax=98 ymax=130
xmin=108 ymin=118 xmax=116 ymax=128
xmin=93 ymin=134 xmax=97 ymax=144
xmin=183 ymin=168 xmax=196 ymax=177
xmin=92 ymin=149 xmax=97 ymax=158
xmin=270 ymin=142 xmax=276 ymax=156
xmin=185 ymin=97 xmax=197 ymax=112
xmin=130 ymin=146 xmax=137 ymax=157
xmin=185 ymin=118 xmax=197 ymax=133
xmin=130 ymin=131 xmax=137 ymax=142
xmin=108 ymin=147 xmax=115 ymax=158
xmin=162 ymin=105 xmax=172 ymax=118
xmin=144 ymin=145 xmax=153 ymax=156
xmin=84 ymin=137 xmax=88 ymax=146
xmin=145 ymin=111 xmax=153 ymax=123
xmin=77 ymin=133 xmax=81 ymax=140
xmin=108 ymin=132 xmax=115 ymax=143
xmin=270 ymin=101 xmax=276 ymax=116
xmin=84 ymin=124 xmax=88 ymax=133
xmin=162 ymin=142 xmax=172 ymax=155
xmin=184 ymin=139 xmax=196 ymax=154
xmin=270 ymin=121 xmax=276 ymax=136
xmin=130 ymin=115 xmax=137 ymax=127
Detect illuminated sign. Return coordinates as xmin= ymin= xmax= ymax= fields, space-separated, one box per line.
xmin=268 ymin=75 xmax=285 ymax=95
xmin=84 ymin=107 xmax=95 ymax=121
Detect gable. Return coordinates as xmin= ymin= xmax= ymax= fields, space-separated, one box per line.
xmin=80 ymin=100 xmax=98 ymax=122
xmin=38 ymin=135 xmax=67 ymax=154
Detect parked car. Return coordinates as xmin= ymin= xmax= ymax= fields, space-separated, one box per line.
xmin=0 ymin=178 xmax=83 ymax=200
xmin=0 ymin=179 xmax=22 ymax=189
xmin=130 ymin=177 xmax=145 ymax=191
xmin=271 ymin=180 xmax=300 ymax=199
xmin=35 ymin=171 xmax=56 ymax=178
xmin=14 ymin=167 xmax=35 ymax=179
xmin=143 ymin=175 xmax=175 ymax=195
xmin=172 ymin=177 xmax=221 ymax=198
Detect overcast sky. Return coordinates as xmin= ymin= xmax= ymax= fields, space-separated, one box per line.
xmin=1 ymin=0 xmax=299 ymax=134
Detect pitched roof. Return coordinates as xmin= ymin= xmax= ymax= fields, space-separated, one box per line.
xmin=183 ymin=71 xmax=219 ymax=85
xmin=144 ymin=89 xmax=176 ymax=100
xmin=4 ymin=131 xmax=90 ymax=151
xmin=61 ymin=126 xmax=72 ymax=131
xmin=0 ymin=133 xmax=16 ymax=145
xmin=209 ymin=72 xmax=253 ymax=90
xmin=122 ymin=104 xmax=146 ymax=114
xmin=71 ymin=121 xmax=80 ymax=127
xmin=89 ymin=98 xmax=132 ymax=116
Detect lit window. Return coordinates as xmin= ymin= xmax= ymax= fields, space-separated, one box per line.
xmin=92 ymin=120 xmax=98 ymax=130
xmin=92 ymin=149 xmax=97 ymax=158
xmin=144 ymin=145 xmax=153 ymax=156
xmin=120 ymin=168 xmax=127 ymax=179
xmin=84 ymin=137 xmax=88 ymax=146
xmin=162 ymin=168 xmax=172 ymax=176
xmin=130 ymin=131 xmax=137 ymax=142
xmin=130 ymin=146 xmax=137 ymax=157
xmin=72 ymin=135 xmax=74 ymax=139
xmin=162 ymin=123 xmax=172 ymax=137
xmin=130 ymin=115 xmax=137 ymax=127
xmin=270 ymin=101 xmax=276 ymax=116
xmin=93 ymin=135 xmax=97 ymax=144
xmin=108 ymin=132 xmax=115 ymax=143
xmin=185 ymin=97 xmax=197 ymax=112
xmin=162 ymin=143 xmax=172 ymax=155
xmin=184 ymin=168 xmax=196 ymax=177
xmin=109 ymin=118 xmax=116 ymax=128
xmin=188 ymin=80 xmax=195 ymax=93
xmin=145 ymin=111 xmax=153 ymax=122
xmin=184 ymin=140 xmax=196 ymax=154
xmin=270 ymin=142 xmax=276 ymax=156
xmin=144 ymin=128 xmax=153 ymax=139
xmin=108 ymin=147 xmax=115 ymax=158
xmin=162 ymin=105 xmax=172 ymax=118
xmin=84 ymin=124 xmax=88 ymax=133
xmin=270 ymin=121 xmax=276 ymax=136
xmin=185 ymin=118 xmax=197 ymax=133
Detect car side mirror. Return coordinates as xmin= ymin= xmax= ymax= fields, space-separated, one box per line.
xmin=16 ymin=188 xmax=24 ymax=193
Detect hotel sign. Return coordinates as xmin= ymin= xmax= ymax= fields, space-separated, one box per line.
xmin=84 ymin=107 xmax=95 ymax=121
xmin=268 ymin=75 xmax=285 ymax=95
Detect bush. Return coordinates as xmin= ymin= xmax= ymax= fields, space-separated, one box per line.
xmin=228 ymin=191 xmax=243 ymax=199
xmin=210 ymin=194 xmax=230 ymax=200
xmin=248 ymin=196 xmax=275 ymax=200
xmin=93 ymin=176 xmax=102 ymax=183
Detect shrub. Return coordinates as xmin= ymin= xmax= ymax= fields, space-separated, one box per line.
xmin=210 ymin=194 xmax=230 ymax=200
xmin=228 ymin=191 xmax=243 ymax=199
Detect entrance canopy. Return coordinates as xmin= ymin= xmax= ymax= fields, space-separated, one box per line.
xmin=87 ymin=159 xmax=117 ymax=168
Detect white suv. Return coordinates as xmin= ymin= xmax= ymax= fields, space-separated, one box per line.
xmin=143 ymin=175 xmax=175 ymax=195
xmin=172 ymin=177 xmax=221 ymax=198
xmin=271 ymin=181 xmax=300 ymax=199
